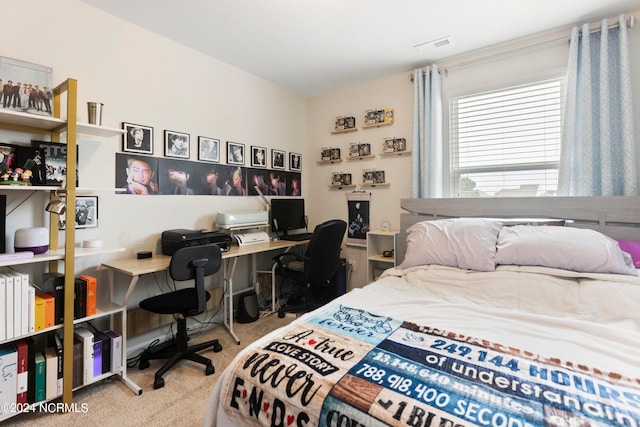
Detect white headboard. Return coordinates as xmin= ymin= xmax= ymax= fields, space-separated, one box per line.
xmin=398 ymin=196 xmax=640 ymax=264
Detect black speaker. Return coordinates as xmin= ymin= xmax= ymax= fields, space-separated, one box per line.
xmin=237 ymin=291 xmax=259 ymax=323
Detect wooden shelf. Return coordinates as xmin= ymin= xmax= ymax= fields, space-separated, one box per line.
xmin=380 ymin=150 xmax=411 ymax=157
xmin=330 ymin=127 xmax=357 ymax=134
xmin=328 ymin=184 xmax=356 ymax=189
xmin=361 ymin=182 xmax=390 ymax=188
xmin=346 ymin=155 xmax=375 ymax=161
xmin=362 ymin=121 xmax=393 ymax=129
xmin=317 ymin=159 xmax=343 ymax=164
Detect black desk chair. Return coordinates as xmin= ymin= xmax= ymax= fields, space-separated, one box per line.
xmin=274 ymin=219 xmax=347 ymax=318
xmin=138 ymin=244 xmax=223 ymax=389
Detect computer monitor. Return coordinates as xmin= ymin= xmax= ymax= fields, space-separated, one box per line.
xmin=270 ymin=198 xmax=306 ymax=236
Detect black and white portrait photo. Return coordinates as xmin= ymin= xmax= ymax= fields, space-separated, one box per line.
xmin=123 ymin=122 xmax=153 ymax=154
xmin=227 ymin=141 xmax=245 ymax=165
xmin=272 ymin=149 xmax=285 ymax=170
xmin=198 ymin=137 xmax=220 ymax=162
xmin=251 ymin=146 xmax=267 ymax=168
xmin=289 ymin=152 xmax=301 ymax=171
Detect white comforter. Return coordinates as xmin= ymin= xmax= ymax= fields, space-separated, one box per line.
xmin=204 ymin=264 xmax=640 ymax=426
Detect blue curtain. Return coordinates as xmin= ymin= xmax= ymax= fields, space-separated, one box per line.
xmin=559 ymin=14 xmax=637 ymax=196
xmin=411 ymin=65 xmax=443 ymax=198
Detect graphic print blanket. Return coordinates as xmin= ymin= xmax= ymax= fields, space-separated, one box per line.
xmin=221 ymin=304 xmax=640 ymax=426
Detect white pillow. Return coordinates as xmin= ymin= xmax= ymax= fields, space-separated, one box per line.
xmin=400 ymin=218 xmax=503 ymax=271
xmin=495 ymin=225 xmax=637 ymax=275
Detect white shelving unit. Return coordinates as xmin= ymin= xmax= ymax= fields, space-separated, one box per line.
xmin=366 ymin=229 xmax=399 ymax=282
xmin=0 ymin=78 xmax=132 ymax=420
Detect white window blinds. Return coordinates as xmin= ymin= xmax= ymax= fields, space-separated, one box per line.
xmin=449 ymin=79 xmax=562 ymax=197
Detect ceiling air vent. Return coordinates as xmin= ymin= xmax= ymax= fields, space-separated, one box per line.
xmin=413 ymin=36 xmax=453 ymax=52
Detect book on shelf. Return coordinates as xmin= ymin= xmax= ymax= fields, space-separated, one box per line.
xmin=27 ymin=285 xmax=35 ymax=333
xmin=0 ymin=275 xmax=5 ymax=341
xmin=15 ymin=340 xmax=28 ymax=404
xmin=103 ymin=329 xmax=122 ymax=373
xmin=74 ymin=327 xmax=94 ymax=385
xmin=72 ymin=340 xmax=83 ymax=389
xmin=44 ymin=347 xmax=58 ymax=400
xmin=0 ymin=344 xmax=18 ymax=421
xmin=13 ymin=271 xmax=30 ymax=336
xmin=42 ymin=272 xmax=64 ymax=325
xmin=94 ymin=331 xmax=111 ymax=375
xmin=33 ymin=351 xmax=46 ymax=403
xmin=92 ymin=339 xmax=102 ymax=378
xmin=38 ymin=292 xmax=55 ymax=329
xmin=79 ymin=275 xmax=97 ymax=317
xmin=0 ymin=275 xmax=12 ymax=340
xmin=54 ymin=332 xmax=63 ymax=396
xmin=34 ymin=294 xmax=46 ymax=331
xmin=25 ymin=337 xmax=37 ymax=404
xmin=0 ymin=273 xmax=19 ymax=338
xmin=74 ymin=278 xmax=87 ymax=319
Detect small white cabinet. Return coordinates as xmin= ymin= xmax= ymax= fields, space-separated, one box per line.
xmin=366 ymin=230 xmax=399 ymax=282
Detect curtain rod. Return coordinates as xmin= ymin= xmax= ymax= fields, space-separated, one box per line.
xmin=410 ymin=14 xmax=636 ymax=81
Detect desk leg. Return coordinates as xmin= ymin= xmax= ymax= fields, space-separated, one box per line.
xmin=223 ymin=257 xmax=241 ymax=345
xmin=107 ymin=269 xmax=143 ymax=396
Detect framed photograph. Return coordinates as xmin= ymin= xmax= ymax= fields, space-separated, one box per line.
xmin=123 ymin=122 xmax=153 ymax=154
xmin=271 ymin=149 xmax=285 ymax=170
xmin=198 ymin=137 xmax=220 ymax=162
xmin=250 ymin=146 xmax=267 ymax=168
xmin=289 ymin=152 xmax=301 ymax=171
xmin=0 ymin=56 xmax=53 ymax=117
xmin=164 ymin=130 xmax=190 ymax=159
xmin=60 ymin=195 xmax=98 ymax=230
xmin=31 ymin=140 xmax=79 ymax=186
xmin=227 ymin=141 xmax=245 ymax=165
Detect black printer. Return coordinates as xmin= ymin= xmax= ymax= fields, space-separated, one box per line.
xmin=161 ymin=229 xmax=232 ymax=255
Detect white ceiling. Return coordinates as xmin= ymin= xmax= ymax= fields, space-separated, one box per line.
xmin=80 ymin=0 xmax=638 ymax=97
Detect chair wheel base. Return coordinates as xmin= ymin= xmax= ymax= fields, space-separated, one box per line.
xmin=153 ymin=377 xmax=165 ymax=389
xmin=205 ymin=364 xmax=215 ymax=375
xmin=139 ymin=359 xmax=150 ymax=370
xmin=278 ymin=310 xmax=285 ymax=318
xmin=213 ymin=343 xmax=222 ymax=352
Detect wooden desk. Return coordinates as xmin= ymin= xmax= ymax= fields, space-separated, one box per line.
xmin=101 ymin=239 xmax=308 ymax=363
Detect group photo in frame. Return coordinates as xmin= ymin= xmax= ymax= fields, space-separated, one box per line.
xmin=272 ymin=149 xmax=285 ymax=170
xmin=251 ymin=146 xmax=267 ymax=168
xmin=60 ymin=195 xmax=98 ymax=229
xmin=0 ymin=56 xmax=53 ymax=117
xmin=123 ymin=122 xmax=153 ymax=155
xmin=164 ymin=130 xmax=190 ymax=158
xmin=289 ymin=152 xmax=301 ymax=171
xmin=227 ymin=141 xmax=245 ymax=165
xmin=198 ymin=137 xmax=220 ymax=162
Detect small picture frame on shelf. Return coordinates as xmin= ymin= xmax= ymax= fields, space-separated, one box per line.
xmin=227 ymin=141 xmax=245 ymax=165
xmin=321 ymin=147 xmax=332 ymax=161
xmin=272 ymin=149 xmax=285 ymax=170
xmin=0 ymin=56 xmax=53 ymax=117
xmin=289 ymin=152 xmax=301 ymax=171
xmin=31 ymin=140 xmax=79 ymax=186
xmin=335 ymin=116 xmax=356 ymax=130
xmin=164 ymin=130 xmax=190 ymax=159
xmin=59 ymin=195 xmax=98 ymax=230
xmin=250 ymin=146 xmax=267 ymax=168
xmin=363 ymin=169 xmax=386 ymax=184
xmin=383 ymin=137 xmax=406 ymax=153
xmin=349 ymin=142 xmax=371 ymax=157
xmin=123 ymin=122 xmax=154 ymax=155
xmin=198 ymin=137 xmax=219 ymax=162
xmin=330 ymin=147 xmax=341 ymax=160
xmin=364 ymin=109 xmax=384 ymax=125
xmin=331 ymin=172 xmax=352 ymax=186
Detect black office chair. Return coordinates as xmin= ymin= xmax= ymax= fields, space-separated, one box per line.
xmin=274 ymin=219 xmax=347 ymax=318
xmin=138 ymin=244 xmax=223 ymax=389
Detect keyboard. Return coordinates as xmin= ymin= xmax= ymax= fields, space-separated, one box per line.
xmin=281 ymin=233 xmax=312 ymax=241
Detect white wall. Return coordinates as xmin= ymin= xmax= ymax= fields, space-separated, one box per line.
xmin=0 ymin=0 xmax=308 ymax=353
xmin=307 ymin=11 xmax=640 ymax=289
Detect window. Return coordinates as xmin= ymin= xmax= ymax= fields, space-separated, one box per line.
xmin=449 ymin=79 xmax=562 ymax=197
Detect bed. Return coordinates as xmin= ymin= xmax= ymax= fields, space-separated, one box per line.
xmin=204 ymin=196 xmax=640 ymax=427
